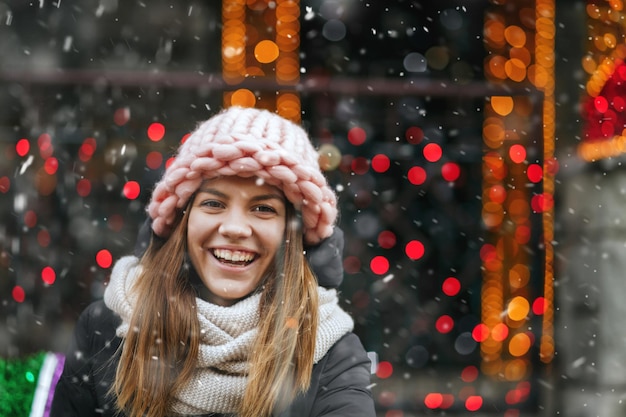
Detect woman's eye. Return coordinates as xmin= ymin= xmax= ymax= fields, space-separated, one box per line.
xmin=253 ymin=205 xmax=277 ymax=213
xmin=200 ymin=200 xmax=224 ymax=209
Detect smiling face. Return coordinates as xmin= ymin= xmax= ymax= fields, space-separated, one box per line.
xmin=186 ymin=176 xmax=287 ymax=306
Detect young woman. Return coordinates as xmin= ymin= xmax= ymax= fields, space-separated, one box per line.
xmin=50 ymin=106 xmax=375 ymax=417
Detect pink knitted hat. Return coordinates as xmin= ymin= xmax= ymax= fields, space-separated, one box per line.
xmin=147 ymin=106 xmax=338 ymax=244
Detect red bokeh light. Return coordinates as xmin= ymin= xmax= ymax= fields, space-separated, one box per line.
xmin=531 ymin=193 xmax=554 ymax=212
xmin=461 ymin=365 xmax=479 ymax=382
xmin=38 ymin=134 xmax=53 ymax=158
xmin=76 ymin=179 xmax=92 ymax=197
xmin=12 ymin=286 xmax=25 ymax=303
xmin=424 ymin=393 xmax=443 ymax=409
xmin=594 ymin=96 xmax=608 ymax=113
xmin=114 ymin=107 xmax=131 ymax=126
xmin=41 ymin=266 xmax=56 ymax=285
xmin=347 ymin=126 xmax=367 ymax=146
xmin=435 ymin=315 xmax=454 ymax=334
xmin=24 ymin=210 xmax=37 ymax=228
xmin=0 ymin=176 xmax=10 ymax=193
xmin=146 ymin=151 xmax=164 ymax=170
xmin=16 ymin=138 xmax=30 ymax=157
xmin=44 ymin=157 xmax=59 ymax=175
xmin=472 ymin=324 xmax=490 ymax=342
xmin=371 ymin=154 xmax=391 ymax=173
xmin=479 ymin=244 xmax=497 ymax=262
xmin=378 ymin=230 xmax=396 ymax=249
xmin=509 ymin=144 xmax=527 ymax=164
xmin=96 ymin=249 xmax=113 ymax=268
xmin=405 ymin=240 xmax=425 ymax=260
xmin=405 ymin=126 xmax=424 ymax=144
xmin=37 ymin=229 xmax=51 ymax=247
xmin=376 ymin=361 xmax=393 ymax=379
xmin=527 ymin=163 xmax=543 ymax=183
xmin=79 ymin=138 xmax=97 ymax=162
xmin=147 ymin=122 xmax=166 ymax=142
xmin=351 ymin=157 xmax=370 ymax=175
xmin=370 ymin=256 xmax=390 ymax=275
xmin=123 ymin=181 xmax=141 ymax=200
xmin=423 ymin=143 xmax=442 ymax=162
xmin=532 ymin=297 xmax=546 ymax=315
xmin=441 ymin=162 xmax=461 ymax=182
xmin=442 ymin=277 xmax=461 ymax=296
xmin=407 ymin=166 xmax=427 ymax=185
xmin=465 ymin=395 xmax=483 ymax=411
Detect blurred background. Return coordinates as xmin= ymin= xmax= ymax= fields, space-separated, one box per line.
xmin=2 ymin=0 xmax=626 ymax=416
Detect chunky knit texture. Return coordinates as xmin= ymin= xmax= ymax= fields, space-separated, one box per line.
xmin=147 ymin=106 xmax=338 ymax=244
xmin=103 ymin=256 xmax=355 ymax=415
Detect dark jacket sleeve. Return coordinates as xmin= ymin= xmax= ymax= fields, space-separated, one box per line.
xmin=312 ymin=333 xmax=375 ymax=417
xmin=302 ymin=333 xmax=376 ymax=417
xmin=50 ymin=301 xmax=122 ymax=417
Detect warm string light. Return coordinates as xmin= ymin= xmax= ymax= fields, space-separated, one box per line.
xmin=221 ymin=0 xmax=301 ymax=122
xmin=536 ymin=0 xmax=556 ymax=365
xmin=481 ymin=0 xmax=557 ymax=391
xmin=580 ymin=0 xmax=626 ymax=161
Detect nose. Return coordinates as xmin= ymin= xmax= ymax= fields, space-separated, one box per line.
xmin=218 ymin=218 xmax=252 ymax=239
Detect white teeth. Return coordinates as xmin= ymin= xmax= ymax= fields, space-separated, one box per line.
xmin=213 ymin=249 xmax=255 ymax=263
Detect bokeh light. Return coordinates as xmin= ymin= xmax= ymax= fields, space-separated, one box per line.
xmin=254 ymin=39 xmax=280 ymax=63
xmin=508 ymin=296 xmax=530 ymax=321
xmin=492 ymin=323 xmax=510 ymax=342
xmin=465 ymin=395 xmax=483 ymax=411
xmin=44 ymin=157 xmax=59 ymax=175
xmin=146 ymin=151 xmax=164 ymax=170
xmin=371 ymin=154 xmax=390 ymax=173
xmin=96 ymin=249 xmax=113 ymax=269
xmin=147 ymin=122 xmax=166 ymax=142
xmin=405 ymin=126 xmax=424 ymax=144
xmin=76 ymin=179 xmax=92 ymax=197
xmin=405 ymin=240 xmax=425 ymax=260
xmin=123 ymin=181 xmax=141 ymax=200
xmin=442 ymin=277 xmax=461 ymax=296
xmin=423 ymin=143 xmax=443 ymax=162
xmin=509 ymin=144 xmax=527 ymax=163
xmin=462 ymin=366 xmax=479 ymax=384
xmin=435 ymin=315 xmax=454 ymax=334
xmin=370 ymin=256 xmax=390 ymax=275
xmin=376 ymin=361 xmax=393 ymax=379
xmin=347 ymin=126 xmax=367 ymax=146
xmin=424 ymin=393 xmax=443 ymax=409
xmin=441 ymin=162 xmax=461 ymax=182
xmin=12 ymin=286 xmax=25 ymax=303
xmin=16 ymin=138 xmax=30 ymax=157
xmin=407 ymin=166 xmax=427 ymax=185
xmin=79 ymin=138 xmax=97 ymax=162
xmin=378 ymin=230 xmax=396 ymax=249
xmin=41 ymin=266 xmax=56 ymax=285
xmin=472 ymin=323 xmax=490 ymax=342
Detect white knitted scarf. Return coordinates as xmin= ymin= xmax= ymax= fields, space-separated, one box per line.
xmin=103 ymin=256 xmax=354 ymax=415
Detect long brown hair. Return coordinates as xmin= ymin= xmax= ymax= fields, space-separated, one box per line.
xmin=113 ymin=203 xmax=319 ymax=417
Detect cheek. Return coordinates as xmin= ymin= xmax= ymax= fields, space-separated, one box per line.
xmin=265 ymin=224 xmax=286 ymax=252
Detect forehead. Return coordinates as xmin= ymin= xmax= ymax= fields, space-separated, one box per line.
xmin=198 ymin=176 xmax=284 ymax=197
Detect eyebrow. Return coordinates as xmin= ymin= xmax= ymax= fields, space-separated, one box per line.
xmin=197 ymin=187 xmax=285 ymax=203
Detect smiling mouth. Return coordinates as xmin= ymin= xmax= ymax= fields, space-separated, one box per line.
xmin=212 ymin=249 xmax=257 ymax=266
